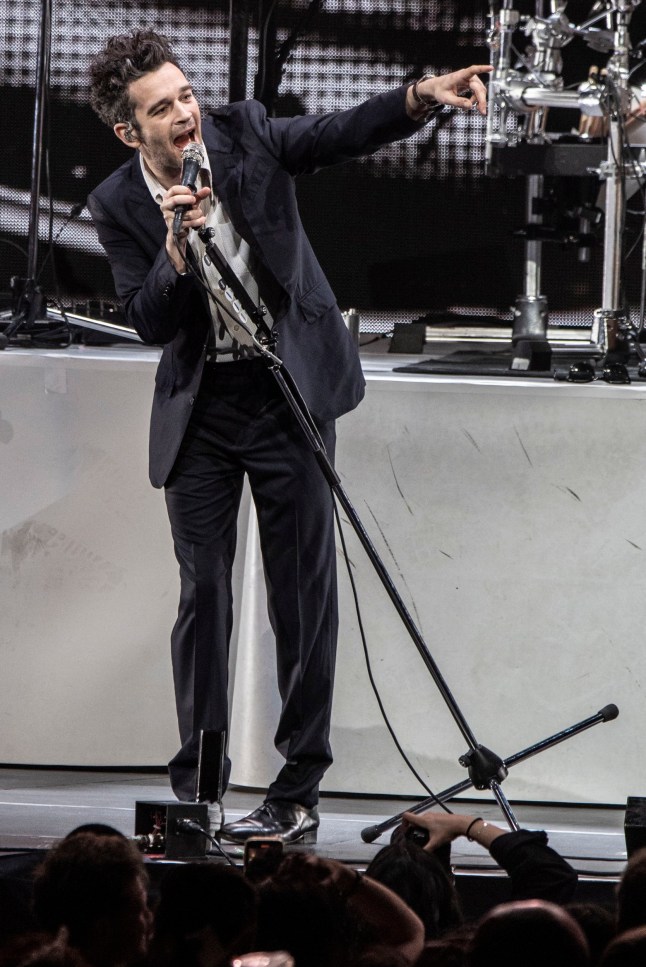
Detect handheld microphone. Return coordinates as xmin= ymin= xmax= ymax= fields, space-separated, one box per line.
xmin=172 ymin=141 xmax=205 ymax=236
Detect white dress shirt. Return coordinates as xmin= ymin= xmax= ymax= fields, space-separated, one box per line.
xmin=140 ymin=149 xmax=274 ymax=361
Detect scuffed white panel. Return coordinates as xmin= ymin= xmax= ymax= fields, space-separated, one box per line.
xmin=0 ymin=348 xmax=179 ymax=765
xmin=230 ymin=368 xmax=646 ymax=806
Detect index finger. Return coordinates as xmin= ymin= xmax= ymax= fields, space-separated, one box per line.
xmin=402 ymin=811 xmax=429 ymax=826
xmin=461 ymin=64 xmax=494 ymax=77
xmin=462 ymin=67 xmax=492 ymax=115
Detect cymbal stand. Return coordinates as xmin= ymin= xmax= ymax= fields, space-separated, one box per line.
xmin=591 ymin=0 xmax=639 ymax=362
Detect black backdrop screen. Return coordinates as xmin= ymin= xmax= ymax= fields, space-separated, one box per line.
xmin=1 ymin=1 xmax=643 ymax=330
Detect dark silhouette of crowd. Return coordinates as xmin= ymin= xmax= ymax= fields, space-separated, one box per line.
xmin=0 ymin=809 xmax=644 ymax=967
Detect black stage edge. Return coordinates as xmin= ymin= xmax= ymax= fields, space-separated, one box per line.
xmin=0 ymin=768 xmax=628 ymax=924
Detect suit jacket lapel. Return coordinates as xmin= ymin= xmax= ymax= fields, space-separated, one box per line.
xmin=202 ymin=115 xmax=285 ymax=298
xmin=129 ymin=156 xmax=167 ymax=250
xmin=202 ymin=119 xmax=246 ymax=231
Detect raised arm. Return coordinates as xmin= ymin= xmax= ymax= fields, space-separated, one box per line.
xmin=402 ymin=810 xmax=577 ymax=904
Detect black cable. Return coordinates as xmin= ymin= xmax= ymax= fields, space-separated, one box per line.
xmin=333 ymin=500 xmax=452 ymax=815
xmin=175 ymin=819 xmax=238 ymax=866
xmin=35 ymin=202 xmax=85 ymax=283
xmin=357 ymin=334 xmax=389 ymax=347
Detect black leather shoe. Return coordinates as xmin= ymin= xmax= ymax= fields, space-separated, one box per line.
xmin=220 ymin=799 xmax=319 ymax=844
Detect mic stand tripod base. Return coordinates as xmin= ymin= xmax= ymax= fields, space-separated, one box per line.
xmin=1 ymin=278 xmax=50 ymax=348
xmin=459 ymin=744 xmax=520 ymax=831
xmin=360 ymin=703 xmax=618 ymax=843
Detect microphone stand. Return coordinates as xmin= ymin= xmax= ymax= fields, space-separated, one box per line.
xmin=197 ymin=227 xmax=619 ymax=841
xmin=1 ymin=0 xmax=52 ymax=347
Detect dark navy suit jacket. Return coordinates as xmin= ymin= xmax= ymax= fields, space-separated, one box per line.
xmin=87 ymin=85 xmax=421 ymax=488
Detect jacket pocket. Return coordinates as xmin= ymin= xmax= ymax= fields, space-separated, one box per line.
xmin=296 ymin=279 xmax=337 ymax=323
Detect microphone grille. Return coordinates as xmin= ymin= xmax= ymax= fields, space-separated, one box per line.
xmin=182 ymin=141 xmax=204 ymax=165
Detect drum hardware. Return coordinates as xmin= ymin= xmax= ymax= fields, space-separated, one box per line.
xmin=485 ymin=1 xmax=644 ymax=370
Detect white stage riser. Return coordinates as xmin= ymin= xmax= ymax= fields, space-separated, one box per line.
xmin=0 ymin=348 xmax=640 ymax=805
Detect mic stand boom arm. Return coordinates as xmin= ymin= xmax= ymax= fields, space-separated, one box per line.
xmin=197 ymin=227 xmax=274 ymax=345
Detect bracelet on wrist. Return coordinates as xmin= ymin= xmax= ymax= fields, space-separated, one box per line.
xmin=411 ymin=73 xmax=437 ymax=109
xmin=465 ymin=817 xmax=484 ymax=841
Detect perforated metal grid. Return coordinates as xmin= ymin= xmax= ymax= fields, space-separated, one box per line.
xmin=0 ymin=1 xmax=614 ymax=327
xmin=1 ymin=3 xmax=231 ymax=102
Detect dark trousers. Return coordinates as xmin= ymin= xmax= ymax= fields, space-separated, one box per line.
xmin=164 ymin=358 xmax=338 ymax=807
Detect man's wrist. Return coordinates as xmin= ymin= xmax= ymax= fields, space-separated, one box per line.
xmin=166 ymin=240 xmax=188 ymax=275
xmin=406 ymin=74 xmax=440 ymax=122
xmin=411 ymin=73 xmax=437 ymax=108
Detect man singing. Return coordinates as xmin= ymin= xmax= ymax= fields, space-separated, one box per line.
xmin=87 ymin=29 xmax=490 ymax=844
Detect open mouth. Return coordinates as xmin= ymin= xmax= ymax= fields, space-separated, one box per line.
xmin=173 ymin=129 xmax=196 ymax=150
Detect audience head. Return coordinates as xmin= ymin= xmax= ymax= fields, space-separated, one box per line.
xmin=617 ymin=847 xmax=646 ymax=933
xmin=32 ymin=832 xmax=151 ymax=967
xmin=255 ymin=853 xmax=354 ymax=967
xmin=62 ymin=824 xmax=127 ymax=840
xmin=600 ymin=926 xmax=646 ymax=967
xmin=414 ymin=934 xmax=470 ymax=967
xmin=566 ymin=903 xmax=617 ymax=967
xmin=365 ymin=838 xmax=461 ymax=940
xmin=149 ymin=863 xmax=257 ymax=967
xmin=469 ymin=899 xmax=590 ymax=967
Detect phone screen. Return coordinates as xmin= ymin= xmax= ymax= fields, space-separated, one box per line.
xmin=243 ymin=837 xmax=284 ymax=880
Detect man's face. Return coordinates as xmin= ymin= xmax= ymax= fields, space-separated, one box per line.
xmin=122 ymin=61 xmax=203 ymax=188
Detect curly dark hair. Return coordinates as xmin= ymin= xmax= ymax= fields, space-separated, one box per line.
xmin=89 ymin=29 xmax=180 ymax=128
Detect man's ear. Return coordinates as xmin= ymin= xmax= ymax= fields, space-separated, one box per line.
xmin=114 ymin=122 xmax=140 ymax=148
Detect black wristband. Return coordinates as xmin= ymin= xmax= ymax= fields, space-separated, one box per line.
xmin=465 ymin=817 xmax=484 ymax=841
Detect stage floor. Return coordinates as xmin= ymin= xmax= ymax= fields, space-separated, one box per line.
xmin=0 ymin=767 xmax=627 ymax=917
